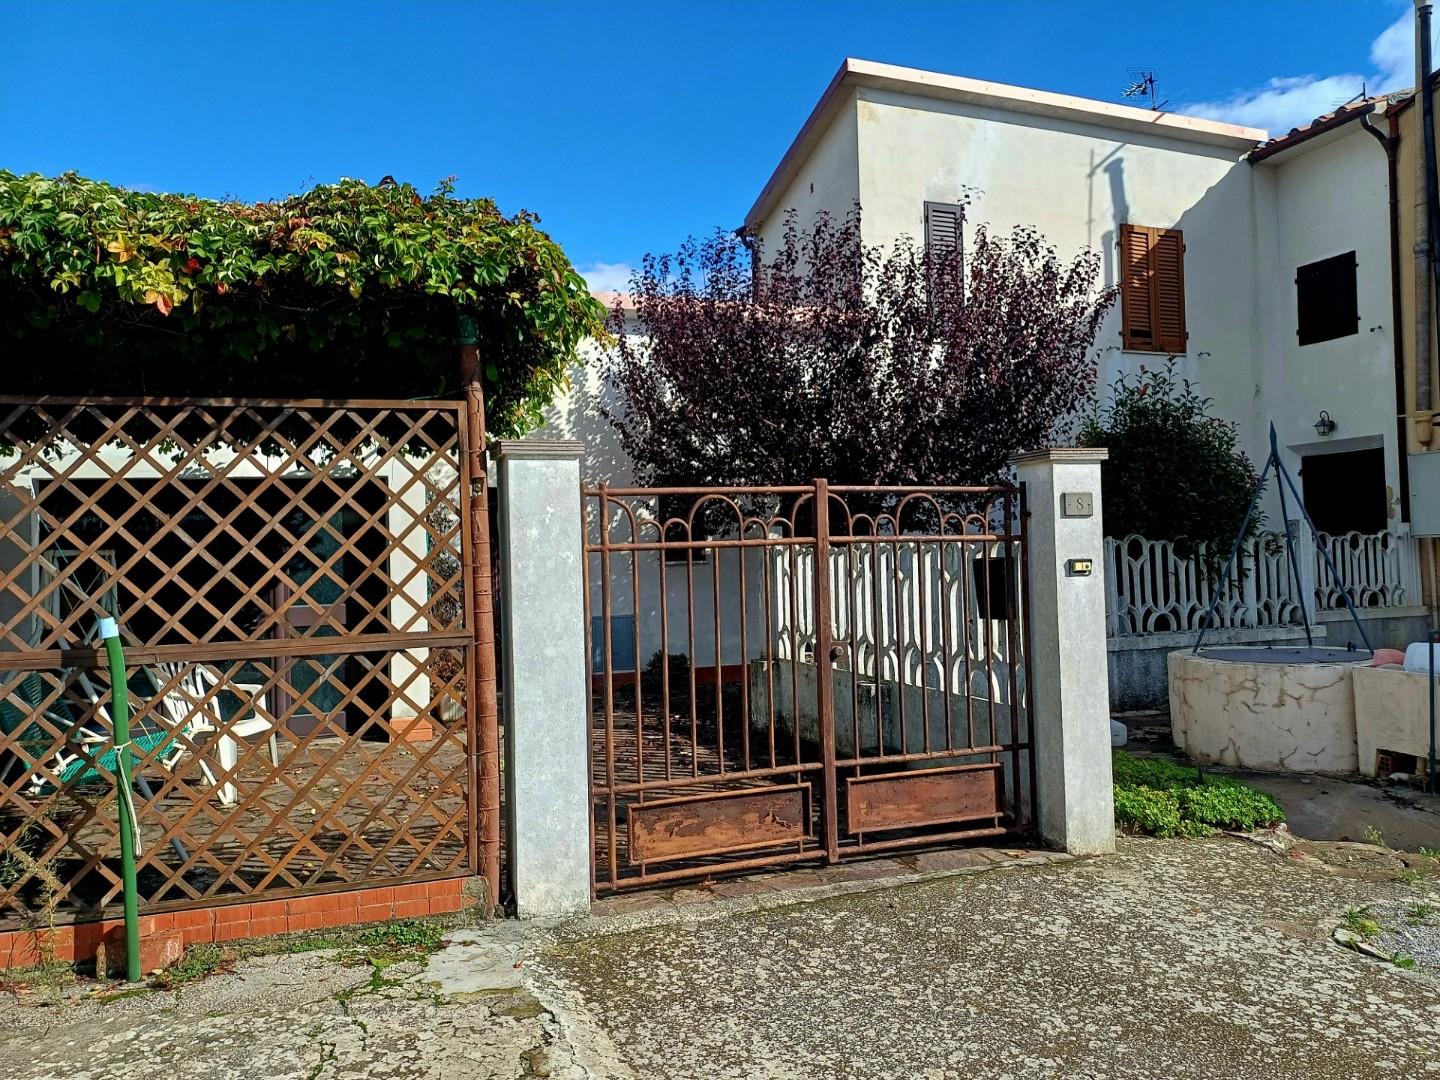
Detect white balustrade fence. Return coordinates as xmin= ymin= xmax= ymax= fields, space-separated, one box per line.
xmin=1105 ymin=528 xmax=1421 ymax=638
xmin=1313 ymin=529 xmax=1421 ymax=610
xmin=771 ymin=542 xmax=1024 ymax=704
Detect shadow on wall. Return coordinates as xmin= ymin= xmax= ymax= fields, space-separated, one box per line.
xmin=1086 ymin=146 xmax=1127 ymax=286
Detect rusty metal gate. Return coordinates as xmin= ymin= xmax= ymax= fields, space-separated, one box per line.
xmin=0 ymin=398 xmax=500 ymax=927
xmin=584 ymin=481 xmax=1035 ymax=892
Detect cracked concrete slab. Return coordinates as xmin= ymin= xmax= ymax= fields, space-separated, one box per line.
xmin=0 ymin=938 xmax=602 ymax=1080
xmin=3 ymin=838 xmax=1438 ymax=1079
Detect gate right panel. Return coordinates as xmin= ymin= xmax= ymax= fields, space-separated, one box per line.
xmin=819 ymin=485 xmax=1035 ymax=857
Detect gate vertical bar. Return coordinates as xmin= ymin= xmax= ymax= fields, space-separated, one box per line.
xmin=813 ymin=478 xmax=839 ymax=862
xmin=460 ymin=327 xmax=502 ymax=911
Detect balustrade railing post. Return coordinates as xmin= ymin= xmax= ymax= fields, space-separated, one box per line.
xmin=1241 ymin=540 xmax=1259 ymax=629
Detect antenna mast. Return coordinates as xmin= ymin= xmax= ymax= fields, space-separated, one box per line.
xmin=1121 ymin=69 xmax=1168 ymax=111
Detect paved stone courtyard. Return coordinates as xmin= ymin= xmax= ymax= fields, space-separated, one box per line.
xmin=2 ymin=836 xmax=1437 ymax=1079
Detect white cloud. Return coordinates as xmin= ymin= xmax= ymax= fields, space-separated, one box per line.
xmin=1179 ymin=9 xmax=1431 ymax=135
xmin=576 ymin=260 xmax=635 ymax=293
xmin=1371 ymin=10 xmax=1416 ymax=87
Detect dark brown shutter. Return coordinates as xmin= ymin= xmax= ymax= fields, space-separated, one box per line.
xmin=1296 ymin=251 xmax=1359 ymax=346
xmin=1120 ymin=224 xmax=1187 ymax=354
xmin=925 ymin=201 xmax=965 ymax=308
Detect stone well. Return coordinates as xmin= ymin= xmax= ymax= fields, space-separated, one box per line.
xmin=1167 ymin=646 xmax=1373 ymax=773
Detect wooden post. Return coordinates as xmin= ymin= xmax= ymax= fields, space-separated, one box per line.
xmin=459 ymin=318 xmax=501 ymax=911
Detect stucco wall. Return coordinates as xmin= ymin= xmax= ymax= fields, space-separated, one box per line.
xmin=848 ymin=87 xmax=1269 ymax=469
xmin=752 ymin=91 xmax=861 ymax=258
xmin=1352 ymin=664 xmax=1435 ymax=777
xmin=1257 ymin=125 xmax=1400 ymax=522
xmin=1169 ymin=650 xmax=1361 ymax=773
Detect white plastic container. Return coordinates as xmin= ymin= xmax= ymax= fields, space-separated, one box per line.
xmin=1403 ymin=642 xmax=1440 ymax=674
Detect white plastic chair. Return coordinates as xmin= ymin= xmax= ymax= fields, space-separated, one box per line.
xmin=150 ymin=662 xmax=281 ymax=808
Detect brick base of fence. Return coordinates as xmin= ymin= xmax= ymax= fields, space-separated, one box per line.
xmin=0 ymin=876 xmax=482 ymax=972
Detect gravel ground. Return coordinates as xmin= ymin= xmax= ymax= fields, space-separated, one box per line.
xmin=1366 ymin=897 xmax=1440 ymax=972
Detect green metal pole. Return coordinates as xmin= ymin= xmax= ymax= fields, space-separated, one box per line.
xmin=99 ymin=616 xmax=141 ymax=982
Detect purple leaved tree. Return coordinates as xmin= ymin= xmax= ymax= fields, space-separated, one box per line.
xmin=602 ymin=208 xmax=1116 ymax=488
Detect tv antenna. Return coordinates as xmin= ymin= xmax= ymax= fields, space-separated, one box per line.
xmin=1122 ymin=69 xmax=1168 ymax=111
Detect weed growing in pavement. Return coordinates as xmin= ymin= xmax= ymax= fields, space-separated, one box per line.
xmin=149 ymin=945 xmax=229 ymax=990
xmin=1341 ymin=907 xmax=1383 ymax=939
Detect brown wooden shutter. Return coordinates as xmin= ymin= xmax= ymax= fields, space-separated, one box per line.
xmin=1119 ymin=224 xmax=1154 ymax=350
xmin=1151 ymin=228 xmax=1187 ymax=353
xmin=1119 ymin=224 xmax=1186 ymax=353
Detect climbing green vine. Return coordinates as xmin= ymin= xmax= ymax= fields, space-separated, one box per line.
xmin=0 ymin=172 xmax=606 ymax=435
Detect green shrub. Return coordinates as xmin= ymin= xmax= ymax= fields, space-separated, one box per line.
xmin=1110 ymin=752 xmax=1203 ymax=791
xmin=641 ymin=651 xmax=692 ymax=708
xmin=1178 ymin=780 xmax=1285 ymax=831
xmin=1112 ymin=750 xmax=1284 ymax=838
xmin=1114 ymin=785 xmax=1184 ymax=837
xmin=1079 ymin=360 xmax=1262 ymax=562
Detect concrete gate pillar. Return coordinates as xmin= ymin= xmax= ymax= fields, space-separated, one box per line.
xmin=495 ymin=439 xmax=591 ymax=916
xmin=1011 ymin=448 xmax=1116 ymax=855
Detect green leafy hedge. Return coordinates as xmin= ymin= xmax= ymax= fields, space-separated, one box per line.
xmin=0 ymin=172 xmax=606 ymax=436
xmin=1079 ymin=361 xmax=1261 ymax=561
xmin=1113 ymin=750 xmax=1284 ymax=838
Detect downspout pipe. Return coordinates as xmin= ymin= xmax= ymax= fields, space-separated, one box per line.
xmin=1418 ymin=0 xmax=1437 ymax=436
xmin=1363 ymin=110 xmax=1414 ymax=522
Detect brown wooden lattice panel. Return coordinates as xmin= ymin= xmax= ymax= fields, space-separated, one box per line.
xmin=0 ymin=399 xmax=477 ymax=927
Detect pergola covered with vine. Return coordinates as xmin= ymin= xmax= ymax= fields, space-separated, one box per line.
xmin=0 ymin=172 xmax=604 ymax=930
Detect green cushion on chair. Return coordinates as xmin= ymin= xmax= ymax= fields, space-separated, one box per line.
xmin=1 ymin=671 xmax=182 ymax=791
xmin=51 ymin=728 xmax=179 ymax=787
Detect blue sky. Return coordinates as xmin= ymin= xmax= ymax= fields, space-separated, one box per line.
xmin=0 ymin=1 xmax=1424 ymax=290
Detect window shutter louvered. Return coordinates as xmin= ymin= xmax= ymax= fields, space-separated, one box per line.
xmin=1119 ymin=224 xmax=1154 ymax=350
xmin=925 ymin=201 xmax=965 ymax=261
xmin=1119 ymin=223 xmax=1186 ymax=354
xmin=1151 ymin=228 xmax=1187 ymax=353
xmin=925 ymin=201 xmax=965 ymax=308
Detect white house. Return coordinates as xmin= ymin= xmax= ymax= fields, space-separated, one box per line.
xmin=546 ymin=58 xmax=1435 ymax=704
xmin=742 ymin=59 xmax=1408 ymax=540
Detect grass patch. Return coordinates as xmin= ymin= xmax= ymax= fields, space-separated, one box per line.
xmin=1341 ymin=906 xmax=1383 ymax=939
xmin=149 ymin=944 xmax=229 ymax=990
xmin=1113 ymin=751 xmax=1285 ymax=839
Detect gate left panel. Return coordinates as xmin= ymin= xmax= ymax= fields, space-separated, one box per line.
xmin=0 ymin=399 xmax=477 ymax=928
xmin=585 ymin=485 xmax=826 ymax=892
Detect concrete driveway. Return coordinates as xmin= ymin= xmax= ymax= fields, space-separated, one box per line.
xmin=2 ymin=837 xmax=1437 ymax=1079
xmin=533 ymin=837 xmax=1440 ymax=1080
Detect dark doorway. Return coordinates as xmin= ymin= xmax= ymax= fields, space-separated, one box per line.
xmin=1300 ymin=447 xmax=1386 ymax=535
